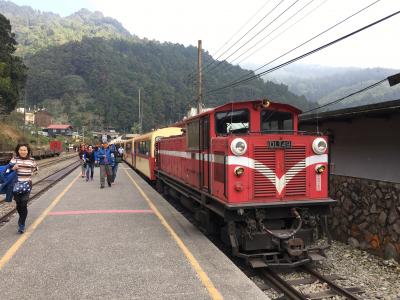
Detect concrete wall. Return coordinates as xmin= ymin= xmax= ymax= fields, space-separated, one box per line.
xmin=301 ymin=114 xmax=400 ymax=183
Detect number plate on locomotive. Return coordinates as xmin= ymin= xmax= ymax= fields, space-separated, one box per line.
xmin=268 ymin=140 xmax=292 ymax=149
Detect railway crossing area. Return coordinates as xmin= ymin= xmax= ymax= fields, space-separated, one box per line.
xmin=0 ymin=164 xmax=266 ymax=299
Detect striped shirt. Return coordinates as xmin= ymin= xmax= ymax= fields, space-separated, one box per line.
xmin=10 ymin=157 xmax=38 ymax=182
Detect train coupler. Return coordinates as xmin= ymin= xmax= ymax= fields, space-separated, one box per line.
xmin=284 ymin=238 xmax=305 ymax=257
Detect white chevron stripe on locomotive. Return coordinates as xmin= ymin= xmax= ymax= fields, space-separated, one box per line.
xmin=158 ymin=150 xmax=327 ymax=194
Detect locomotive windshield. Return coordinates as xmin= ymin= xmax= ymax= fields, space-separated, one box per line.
xmin=261 ymin=109 xmax=293 ymax=132
xmin=215 ymin=109 xmax=249 ymax=135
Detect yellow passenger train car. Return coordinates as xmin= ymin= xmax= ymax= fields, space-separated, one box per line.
xmin=123 ymin=127 xmax=182 ymax=180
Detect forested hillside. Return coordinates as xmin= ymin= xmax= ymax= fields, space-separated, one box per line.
xmin=0 ymin=1 xmax=312 ymax=132
xmin=24 ymin=38 xmax=312 ymax=131
xmin=0 ymin=1 xmax=137 ymax=55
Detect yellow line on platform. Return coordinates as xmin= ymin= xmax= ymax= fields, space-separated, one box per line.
xmin=124 ymin=169 xmax=223 ymax=300
xmin=0 ymin=173 xmax=80 ymax=271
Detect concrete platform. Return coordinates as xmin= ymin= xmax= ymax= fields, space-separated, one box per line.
xmin=0 ymin=164 xmax=268 ymax=299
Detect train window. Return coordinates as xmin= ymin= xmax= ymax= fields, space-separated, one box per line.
xmin=215 ymin=109 xmax=249 ymax=135
xmin=261 ymin=110 xmax=293 ymax=132
xmin=200 ymin=117 xmax=210 ymax=150
xmin=187 ymin=120 xmax=199 ymax=150
xmin=138 ymin=140 xmax=150 ymax=156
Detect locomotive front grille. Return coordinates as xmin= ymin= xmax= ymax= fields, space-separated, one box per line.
xmin=253 ymin=145 xmax=307 ymax=199
xmin=254 ymin=146 xmax=275 ymax=198
xmin=284 ymin=146 xmax=306 ymax=196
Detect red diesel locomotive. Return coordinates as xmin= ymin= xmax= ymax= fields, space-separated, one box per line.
xmin=155 ymin=99 xmax=336 ymax=267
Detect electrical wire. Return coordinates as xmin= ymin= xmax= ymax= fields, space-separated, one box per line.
xmin=301 ymin=78 xmax=388 ymax=114
xmin=234 ymin=0 xmax=326 ymax=66
xmin=216 ymin=0 xmax=381 ymax=90
xmin=205 ymin=0 xmax=297 ymax=76
xmin=206 ymin=3 xmax=395 ymax=96
xmin=204 ymin=0 xmax=319 ymax=81
xmin=186 ymin=0 xmax=275 ymax=82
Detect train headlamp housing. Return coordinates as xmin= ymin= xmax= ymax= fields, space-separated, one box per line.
xmin=230 ymin=138 xmax=247 ymax=156
xmin=234 ymin=166 xmax=245 ymax=176
xmin=315 ymin=164 xmax=326 ymax=174
xmin=312 ymin=138 xmax=327 ymax=155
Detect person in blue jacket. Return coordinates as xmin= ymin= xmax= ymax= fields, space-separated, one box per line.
xmin=0 ymin=163 xmax=17 ymax=202
xmin=96 ymin=143 xmax=114 ymax=188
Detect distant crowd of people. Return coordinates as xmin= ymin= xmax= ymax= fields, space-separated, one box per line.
xmin=78 ymin=143 xmax=124 ymax=188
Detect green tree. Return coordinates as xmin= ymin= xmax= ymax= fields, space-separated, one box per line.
xmin=0 ymin=13 xmax=26 ymax=117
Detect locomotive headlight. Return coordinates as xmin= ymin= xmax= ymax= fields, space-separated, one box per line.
xmin=315 ymin=164 xmax=326 ymax=174
xmin=230 ymin=138 xmax=247 ymax=156
xmin=312 ymin=138 xmax=327 ymax=155
xmin=234 ymin=166 xmax=245 ymax=176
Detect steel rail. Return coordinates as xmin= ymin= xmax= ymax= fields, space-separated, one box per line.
xmin=301 ymin=265 xmax=362 ymax=299
xmin=259 ymin=268 xmax=308 ymax=300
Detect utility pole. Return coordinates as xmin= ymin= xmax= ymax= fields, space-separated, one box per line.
xmin=138 ymin=88 xmax=141 ymax=134
xmin=197 ymin=40 xmax=203 ymax=115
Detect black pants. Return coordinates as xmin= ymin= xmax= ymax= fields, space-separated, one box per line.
xmin=14 ymin=192 xmax=30 ymax=226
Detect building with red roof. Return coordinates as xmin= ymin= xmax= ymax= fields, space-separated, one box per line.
xmin=46 ymin=124 xmax=73 ymax=137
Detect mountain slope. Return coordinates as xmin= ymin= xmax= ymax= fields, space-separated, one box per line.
xmin=25 ymin=37 xmax=312 ymax=131
xmin=268 ymin=64 xmax=400 ymax=110
xmin=1 ymin=1 xmax=314 ymax=131
xmin=0 ymin=1 xmax=139 ymax=55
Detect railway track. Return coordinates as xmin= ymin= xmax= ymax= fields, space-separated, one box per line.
xmin=0 ymin=160 xmax=80 ymax=224
xmin=257 ymin=265 xmax=363 ymax=299
xmin=36 ymin=153 xmax=77 ymax=168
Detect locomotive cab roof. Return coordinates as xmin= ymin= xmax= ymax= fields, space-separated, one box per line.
xmin=176 ymin=99 xmax=302 ymax=124
xmin=214 ymin=99 xmax=302 ymax=115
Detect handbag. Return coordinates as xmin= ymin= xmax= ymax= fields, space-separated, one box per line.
xmin=13 ymin=181 xmax=32 ymax=195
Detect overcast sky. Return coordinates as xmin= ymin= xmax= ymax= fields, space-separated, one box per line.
xmin=10 ymin=0 xmax=400 ymax=69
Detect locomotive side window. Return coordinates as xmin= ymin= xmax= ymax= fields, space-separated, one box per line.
xmin=215 ymin=109 xmax=249 ymax=135
xmin=187 ymin=120 xmax=200 ymax=150
xmin=261 ymin=110 xmax=293 ymax=132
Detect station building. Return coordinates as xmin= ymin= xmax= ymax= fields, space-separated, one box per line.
xmin=300 ymin=99 xmax=400 ymax=260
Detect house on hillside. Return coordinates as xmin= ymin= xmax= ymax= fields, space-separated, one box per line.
xmin=45 ymin=124 xmax=73 ymax=137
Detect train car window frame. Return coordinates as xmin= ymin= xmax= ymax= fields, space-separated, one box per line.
xmin=187 ymin=119 xmax=200 ymax=150
xmin=200 ymin=116 xmax=210 ymax=151
xmin=137 ymin=140 xmax=150 ymax=156
xmin=260 ymin=109 xmax=293 ymax=133
xmin=215 ymin=109 xmax=250 ymax=136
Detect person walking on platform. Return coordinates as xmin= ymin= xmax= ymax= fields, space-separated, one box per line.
xmin=96 ymin=143 xmax=113 ymax=188
xmin=78 ymin=144 xmax=86 ymax=178
xmin=84 ymin=145 xmax=96 ymax=181
xmin=110 ymin=144 xmax=122 ymax=183
xmin=10 ymin=144 xmax=38 ymax=233
xmin=112 ymin=144 xmax=124 ymax=183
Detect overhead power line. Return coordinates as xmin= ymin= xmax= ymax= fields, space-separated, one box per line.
xmin=204 ymin=0 xmax=319 ymax=80
xmin=301 ymin=77 xmax=389 ymax=114
xmin=205 ymin=0 xmax=300 ymax=76
xmin=211 ymin=0 xmax=380 ymax=91
xmin=211 ymin=0 xmax=273 ymax=58
xmin=186 ymin=0 xmax=276 ymax=83
xmin=206 ymin=5 xmax=396 ymax=96
xmin=202 ymin=0 xmax=286 ymax=73
xmin=234 ymin=0 xmax=326 ymax=66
